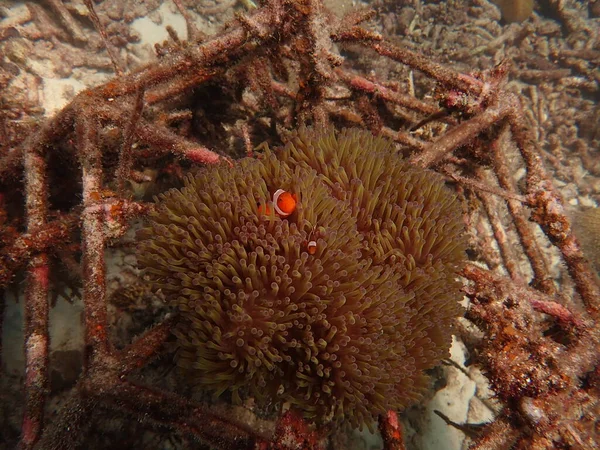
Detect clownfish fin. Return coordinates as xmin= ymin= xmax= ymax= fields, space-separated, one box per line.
xmin=257 ymin=202 xmax=273 ymax=216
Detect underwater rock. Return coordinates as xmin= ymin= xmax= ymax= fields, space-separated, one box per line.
xmin=493 ymin=0 xmax=534 ymax=23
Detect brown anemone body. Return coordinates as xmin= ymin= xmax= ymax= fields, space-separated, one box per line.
xmin=137 ymin=127 xmax=467 ymax=429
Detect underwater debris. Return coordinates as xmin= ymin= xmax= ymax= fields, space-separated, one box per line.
xmin=137 ymin=126 xmax=467 ymax=430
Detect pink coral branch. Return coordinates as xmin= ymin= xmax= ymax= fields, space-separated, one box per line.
xmin=184 ymin=146 xmax=222 ymax=165
xmin=335 ymin=68 xmax=440 ymax=116
xmin=463 ymin=264 xmax=584 ymax=329
xmin=135 ymin=120 xmax=222 ymax=165
xmin=379 ymin=410 xmax=407 ymax=450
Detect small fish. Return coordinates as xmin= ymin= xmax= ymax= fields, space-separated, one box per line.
xmin=307 ymin=229 xmax=318 ymax=255
xmin=304 ymin=225 xmax=318 ymax=255
xmin=273 ymin=189 xmax=297 ymax=218
xmin=257 ymin=189 xmax=297 ymax=218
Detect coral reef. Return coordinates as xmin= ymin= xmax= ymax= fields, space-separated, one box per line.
xmin=138 ymin=126 xmax=466 ymax=429
xmin=0 ymin=0 xmax=599 ymax=449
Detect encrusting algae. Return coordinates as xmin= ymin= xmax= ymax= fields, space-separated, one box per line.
xmin=137 ymin=126 xmax=467 ymax=430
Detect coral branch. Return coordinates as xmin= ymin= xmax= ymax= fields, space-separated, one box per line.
xmin=116 ymin=87 xmax=145 ymax=194
xmin=468 ymin=415 xmax=520 ymax=450
xmin=378 ymin=410 xmax=406 ymax=450
xmin=1 ymin=105 xmax=76 ymax=183
xmin=530 ymin=182 xmax=600 ymax=317
xmin=171 ymin=0 xmax=204 ymax=42
xmin=82 ymin=0 xmax=124 ymax=75
xmin=491 ymin=124 xmax=554 ymax=294
xmin=135 ymin=120 xmax=221 ymax=165
xmin=118 ymin=317 xmax=174 ymax=375
xmin=91 ymin=382 xmax=267 ymax=449
xmin=506 ymin=96 xmax=600 ymax=315
xmin=78 ymin=115 xmax=109 ymax=359
xmin=463 ymin=264 xmax=584 ymax=328
xmin=33 ymin=391 xmax=94 ymax=450
xmin=477 ymin=187 xmax=523 ymax=281
xmin=19 ymin=143 xmax=51 ymax=449
xmin=367 ymin=41 xmax=483 ymax=95
xmin=0 ymin=217 xmax=77 ymax=287
xmin=441 ymin=166 xmax=528 ymax=203
xmin=410 ymin=99 xmax=505 ymax=168
xmin=335 ymin=69 xmax=440 ymax=116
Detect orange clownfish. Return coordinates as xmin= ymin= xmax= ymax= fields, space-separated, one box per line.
xmin=257 ymin=189 xmax=297 ymax=218
xmin=304 ymin=226 xmax=318 ymax=255
xmin=306 ymin=238 xmax=317 ymax=255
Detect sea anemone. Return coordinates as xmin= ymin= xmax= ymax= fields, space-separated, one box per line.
xmin=137 ymin=126 xmax=467 ymax=430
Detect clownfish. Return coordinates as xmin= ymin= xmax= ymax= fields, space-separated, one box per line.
xmin=306 ymin=238 xmax=317 ymax=255
xmin=257 ymin=189 xmax=297 ymax=218
xmin=304 ymin=225 xmax=318 ymax=255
